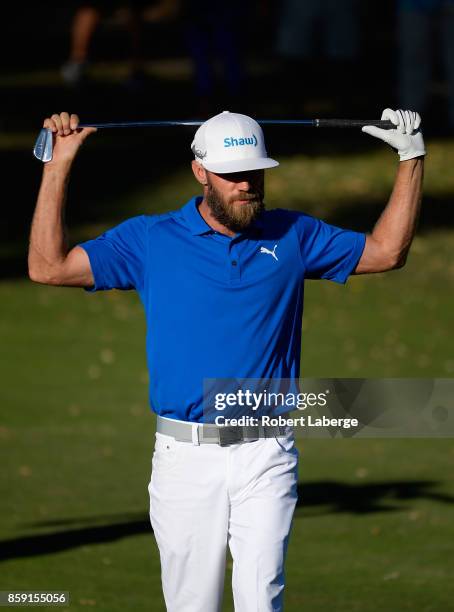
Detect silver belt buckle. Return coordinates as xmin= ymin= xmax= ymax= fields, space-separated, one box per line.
xmin=218 ymin=426 xmax=243 ymax=446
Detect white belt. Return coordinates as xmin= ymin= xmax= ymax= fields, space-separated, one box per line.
xmin=156 ymin=415 xmax=288 ymax=446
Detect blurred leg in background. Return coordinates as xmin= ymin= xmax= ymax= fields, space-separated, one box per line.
xmin=397 ymin=0 xmax=454 ymax=132
xmin=397 ymin=0 xmax=432 ymax=117
xmin=275 ymin=0 xmax=359 ymax=114
xmin=275 ymin=0 xmax=318 ymax=112
xmin=61 ymin=4 xmax=101 ymax=86
xmin=184 ymin=0 xmax=246 ymax=117
xmin=61 ymin=1 xmax=173 ymax=90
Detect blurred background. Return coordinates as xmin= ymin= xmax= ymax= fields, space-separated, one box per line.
xmin=1 ymin=1 xmax=453 ymax=610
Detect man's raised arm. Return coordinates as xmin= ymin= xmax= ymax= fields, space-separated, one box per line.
xmin=354 ymin=108 xmax=425 ymax=274
xmin=28 ymin=112 xmax=97 ymax=286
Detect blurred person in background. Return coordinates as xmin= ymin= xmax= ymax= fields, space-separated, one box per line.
xmin=182 ymin=0 xmax=248 ymax=116
xmin=61 ymin=0 xmax=179 ymax=89
xmin=275 ymin=0 xmax=360 ymax=113
xmin=397 ymin=0 xmax=454 ymax=132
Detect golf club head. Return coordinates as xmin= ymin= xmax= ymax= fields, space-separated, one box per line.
xmin=33 ymin=128 xmax=53 ymax=162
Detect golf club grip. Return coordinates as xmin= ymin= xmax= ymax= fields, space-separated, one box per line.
xmin=316 ymin=119 xmax=395 ymax=128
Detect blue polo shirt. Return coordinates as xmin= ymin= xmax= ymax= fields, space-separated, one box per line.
xmin=78 ymin=196 xmax=366 ymax=422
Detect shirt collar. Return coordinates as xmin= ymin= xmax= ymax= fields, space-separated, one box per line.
xmin=182 ymin=196 xmax=214 ymax=236
xmin=181 ymin=195 xmax=265 ymax=238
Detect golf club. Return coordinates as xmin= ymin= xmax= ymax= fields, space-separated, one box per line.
xmin=33 ymin=118 xmax=395 ymax=162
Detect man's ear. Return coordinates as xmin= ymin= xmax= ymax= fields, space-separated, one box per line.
xmin=191 ymin=160 xmax=208 ymax=186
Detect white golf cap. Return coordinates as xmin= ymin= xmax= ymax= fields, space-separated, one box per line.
xmin=191 ymin=110 xmax=279 ymax=173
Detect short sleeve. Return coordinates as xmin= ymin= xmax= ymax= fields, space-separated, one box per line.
xmin=78 ymin=215 xmax=148 ymax=292
xmin=294 ymin=212 xmax=366 ymax=284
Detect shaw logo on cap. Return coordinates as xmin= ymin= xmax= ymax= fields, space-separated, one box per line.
xmin=224 ymin=134 xmax=258 ymax=148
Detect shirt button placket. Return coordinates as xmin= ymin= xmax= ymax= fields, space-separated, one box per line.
xmin=229 ymin=244 xmax=241 ymax=281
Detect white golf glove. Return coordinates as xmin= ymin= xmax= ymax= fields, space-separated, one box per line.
xmin=362 ymin=108 xmax=426 ymax=161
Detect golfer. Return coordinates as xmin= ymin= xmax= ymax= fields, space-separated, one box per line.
xmin=29 ymin=109 xmax=425 ymax=611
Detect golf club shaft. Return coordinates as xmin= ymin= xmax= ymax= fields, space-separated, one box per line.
xmin=33 ymin=118 xmax=395 ymax=162
xmin=76 ymin=119 xmax=394 ymax=129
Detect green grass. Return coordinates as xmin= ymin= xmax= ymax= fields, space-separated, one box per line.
xmin=1 ymin=141 xmax=453 ymax=610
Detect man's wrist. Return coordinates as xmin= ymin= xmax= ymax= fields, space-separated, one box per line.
xmin=399 ymin=156 xmax=425 ymax=164
xmin=43 ymin=158 xmax=74 ymax=176
xmin=399 ymin=152 xmax=426 ymax=162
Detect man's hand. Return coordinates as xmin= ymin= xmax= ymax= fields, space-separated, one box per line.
xmin=362 ymin=108 xmax=426 ymax=161
xmin=43 ymin=112 xmax=97 ymax=165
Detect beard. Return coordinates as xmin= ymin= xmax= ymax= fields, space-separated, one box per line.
xmin=206 ymin=181 xmax=265 ymax=233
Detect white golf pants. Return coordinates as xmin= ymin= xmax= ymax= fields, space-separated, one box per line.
xmin=148 ymin=425 xmax=298 ymax=612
